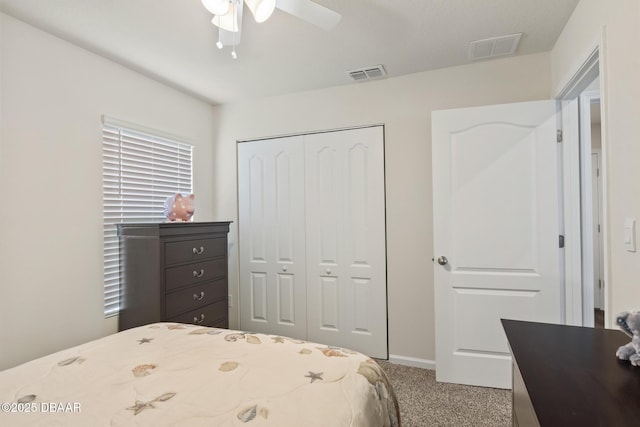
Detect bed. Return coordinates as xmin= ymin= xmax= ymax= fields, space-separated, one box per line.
xmin=0 ymin=323 xmax=400 ymax=426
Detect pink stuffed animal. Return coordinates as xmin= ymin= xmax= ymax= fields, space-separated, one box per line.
xmin=164 ymin=193 xmax=195 ymax=222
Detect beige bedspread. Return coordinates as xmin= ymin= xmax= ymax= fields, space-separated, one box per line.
xmin=0 ymin=323 xmax=399 ymax=426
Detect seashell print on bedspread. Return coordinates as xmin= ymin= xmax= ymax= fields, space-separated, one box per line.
xmin=0 ymin=323 xmax=400 ymax=427
xmin=132 ymin=364 xmax=157 ymax=377
xmin=126 ymin=392 xmax=176 ymax=415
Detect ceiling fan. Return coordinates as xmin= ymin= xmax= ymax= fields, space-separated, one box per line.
xmin=201 ymin=0 xmax=342 ymax=58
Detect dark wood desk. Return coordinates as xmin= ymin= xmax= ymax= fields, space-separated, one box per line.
xmin=502 ymin=319 xmax=640 ymax=427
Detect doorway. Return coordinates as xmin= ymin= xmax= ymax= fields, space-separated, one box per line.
xmin=579 ymin=80 xmax=603 ymax=328
xmin=588 ymin=98 xmax=605 ymax=328
xmin=557 ymin=47 xmax=608 ymax=329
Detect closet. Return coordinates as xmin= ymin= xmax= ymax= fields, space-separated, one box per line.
xmin=237 ymin=126 xmax=387 ymax=358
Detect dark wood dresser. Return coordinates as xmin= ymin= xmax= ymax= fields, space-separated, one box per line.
xmin=117 ymin=221 xmax=231 ymax=331
xmin=502 ymin=319 xmax=640 ymax=427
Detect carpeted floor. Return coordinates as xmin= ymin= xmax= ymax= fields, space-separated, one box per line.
xmin=376 ymin=360 xmax=511 ymax=427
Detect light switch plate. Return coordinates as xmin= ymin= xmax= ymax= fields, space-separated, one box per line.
xmin=624 ymin=218 xmax=636 ymax=252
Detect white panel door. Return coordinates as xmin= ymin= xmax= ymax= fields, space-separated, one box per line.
xmin=305 ymin=127 xmax=387 ymax=358
xmin=238 ymin=136 xmax=307 ymax=339
xmin=432 ymin=101 xmax=561 ymax=388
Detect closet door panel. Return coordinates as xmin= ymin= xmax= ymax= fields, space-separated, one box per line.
xmin=276 ymin=273 xmax=295 ymax=325
xmin=275 ymin=152 xmax=295 ymax=263
xmin=352 ymin=278 xmax=372 ymax=333
xmin=317 ymin=146 xmax=340 ymax=265
xmin=248 ymin=157 xmax=267 ymax=262
xmin=320 ymin=276 xmax=340 ymax=330
xmin=349 ymin=144 xmax=369 ymax=262
xmin=305 ymin=126 xmax=387 ymax=358
xmin=305 ymin=137 xmax=343 ymax=343
xmin=250 ymin=272 xmax=268 ymax=322
xmin=238 ymin=136 xmax=306 ymax=339
xmin=344 ymin=131 xmax=387 ymax=348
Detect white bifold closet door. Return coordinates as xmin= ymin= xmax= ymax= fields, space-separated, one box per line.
xmin=238 ymin=135 xmax=307 ymax=340
xmin=238 ymin=126 xmax=387 ymax=358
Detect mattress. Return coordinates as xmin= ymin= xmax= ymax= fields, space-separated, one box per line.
xmin=0 ymin=323 xmax=399 ymax=426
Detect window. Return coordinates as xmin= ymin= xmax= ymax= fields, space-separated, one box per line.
xmin=102 ymin=117 xmax=193 ymax=317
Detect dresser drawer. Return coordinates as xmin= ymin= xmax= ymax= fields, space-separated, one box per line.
xmin=165 ymin=237 xmax=226 ymax=265
xmin=165 ymin=258 xmax=226 ymax=291
xmin=167 ymin=299 xmax=227 ymax=327
xmin=165 ymin=278 xmax=227 ymax=318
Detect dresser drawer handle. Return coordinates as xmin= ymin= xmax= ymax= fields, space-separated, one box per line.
xmin=192 ymin=269 xmax=205 ymax=278
xmin=193 ymin=291 xmax=205 ymax=301
xmin=192 ymin=246 xmax=205 ymax=255
xmin=193 ymin=314 xmax=205 ymax=324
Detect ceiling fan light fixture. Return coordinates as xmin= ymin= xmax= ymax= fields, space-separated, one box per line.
xmin=201 ymin=0 xmax=230 ymax=16
xmin=245 ymin=0 xmax=276 ymax=23
xmin=203 ymin=0 xmax=341 ymax=57
xmin=212 ymin=3 xmax=240 ymax=32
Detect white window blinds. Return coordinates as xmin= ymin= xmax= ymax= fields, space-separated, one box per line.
xmin=102 ymin=119 xmax=193 ymax=317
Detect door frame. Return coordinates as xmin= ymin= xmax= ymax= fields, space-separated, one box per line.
xmin=591 ymin=149 xmax=604 ymax=311
xmin=555 ymin=43 xmax=611 ymax=327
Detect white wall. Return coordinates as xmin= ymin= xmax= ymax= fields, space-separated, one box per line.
xmin=212 ymin=52 xmax=552 ymax=364
xmin=551 ymin=0 xmax=640 ymax=326
xmin=0 ymin=14 xmax=217 ymax=370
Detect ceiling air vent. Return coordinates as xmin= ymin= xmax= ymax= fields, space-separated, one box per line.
xmin=469 ymin=33 xmax=522 ymax=61
xmin=347 ymin=65 xmax=387 ymax=82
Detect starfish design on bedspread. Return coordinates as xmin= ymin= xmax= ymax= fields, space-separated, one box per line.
xmin=305 ymin=371 xmax=323 ymax=383
xmin=137 ymin=338 xmax=153 ymax=344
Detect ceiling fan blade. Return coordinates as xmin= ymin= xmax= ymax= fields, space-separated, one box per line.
xmin=275 ymin=0 xmax=341 ymax=31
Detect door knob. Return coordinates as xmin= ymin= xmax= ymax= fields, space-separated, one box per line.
xmin=282 ymin=266 xmax=288 ymax=272
xmin=437 ymin=256 xmax=448 ymax=266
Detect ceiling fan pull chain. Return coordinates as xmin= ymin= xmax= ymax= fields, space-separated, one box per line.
xmin=231 ymin=0 xmax=238 ymax=58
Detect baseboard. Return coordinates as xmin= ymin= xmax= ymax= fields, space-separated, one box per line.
xmin=388 ymin=354 xmax=435 ymax=370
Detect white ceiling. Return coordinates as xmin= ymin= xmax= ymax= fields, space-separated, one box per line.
xmin=0 ymin=0 xmax=579 ymax=105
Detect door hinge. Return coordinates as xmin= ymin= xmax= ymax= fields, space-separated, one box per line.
xmin=598 ymin=224 xmax=600 ymax=233
xmin=559 ymin=235 xmax=565 ymax=248
xmin=557 ymin=130 xmax=563 ymax=143
xmin=597 ymin=168 xmax=600 ymax=177
xmin=599 ymin=279 xmax=602 ymax=289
